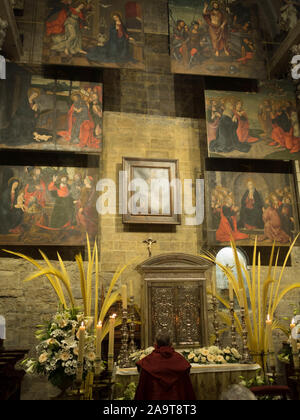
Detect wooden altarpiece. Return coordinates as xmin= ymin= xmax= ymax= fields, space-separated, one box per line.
xmin=138 ymin=253 xmax=210 ymax=349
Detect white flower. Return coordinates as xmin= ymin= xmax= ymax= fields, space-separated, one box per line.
xmin=188 ymin=352 xmax=196 ymax=360
xmin=200 ymin=349 xmax=209 ymax=357
xmin=216 ymin=355 xmax=226 ymax=363
xmin=39 ymin=352 xmax=48 ymax=364
xmin=194 ymin=356 xmax=199 ymax=363
xmin=139 ymin=354 xmax=147 ymax=360
xmin=201 ymin=357 xmax=207 ymax=363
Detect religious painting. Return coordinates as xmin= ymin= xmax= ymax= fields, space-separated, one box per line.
xmin=0 ymin=165 xmax=98 ymax=245
xmin=205 ymin=171 xmax=299 ymax=246
xmin=42 ymin=0 xmax=145 ymax=70
xmin=122 ymin=157 xmax=181 ymax=225
xmin=168 ymin=0 xmax=265 ymax=79
xmin=205 ymin=80 xmax=300 ymax=160
xmin=0 ymin=64 xmax=102 ymax=153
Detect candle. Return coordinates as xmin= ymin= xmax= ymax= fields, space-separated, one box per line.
xmin=76 ymin=322 xmax=85 ymax=382
xmin=211 ymin=271 xmax=216 ymax=296
xmin=96 ymin=321 xmax=102 ymax=360
xmin=122 ymin=284 xmax=127 ymax=309
xmin=108 ymin=314 xmax=117 ymax=371
xmin=238 ymin=289 xmax=244 ymax=308
xmin=229 ymin=282 xmax=234 ymax=302
xmin=129 ymin=279 xmax=133 ymax=298
xmin=290 ymin=318 xmax=296 ymax=330
xmin=290 ymin=320 xmax=299 ymax=369
xmin=266 ymin=315 xmax=276 ymax=368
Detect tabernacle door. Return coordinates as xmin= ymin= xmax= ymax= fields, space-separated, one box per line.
xmin=138 ymin=253 xmax=209 ymax=349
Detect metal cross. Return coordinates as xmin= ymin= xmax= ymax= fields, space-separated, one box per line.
xmin=143 ymin=238 xmax=157 ymax=258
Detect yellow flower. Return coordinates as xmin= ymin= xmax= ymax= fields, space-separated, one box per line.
xmin=194 ymin=356 xmax=199 ymax=363
xmin=200 ymin=349 xmax=209 ymax=357
xmin=188 ymin=353 xmax=196 ymax=360
xmin=207 ymin=354 xmax=215 ymax=363
xmin=216 ymin=355 xmax=225 ymax=363
xmin=60 ymin=351 xmax=71 ymax=361
xmin=87 ymin=351 xmax=96 ymax=362
xmin=201 ymin=357 xmax=207 ymax=363
xmin=38 ymin=352 xmax=48 ymax=364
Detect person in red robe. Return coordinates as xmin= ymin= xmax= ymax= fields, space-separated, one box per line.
xmin=58 ymin=92 xmax=99 ymax=149
xmin=269 ymin=103 xmax=300 ymax=153
xmin=258 ymin=196 xmax=290 ymax=243
xmin=216 ymin=197 xmax=249 ymax=243
xmin=134 ymin=332 xmax=196 ymax=401
xmin=234 ymin=101 xmax=258 ymax=144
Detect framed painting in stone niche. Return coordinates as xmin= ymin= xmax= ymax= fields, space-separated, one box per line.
xmin=205 ymin=80 xmax=300 ymax=160
xmin=43 ymin=0 xmax=145 ymax=70
xmin=122 ymin=157 xmax=181 ymax=225
xmin=205 ymin=171 xmax=299 ymax=247
xmin=168 ymin=0 xmax=265 ymax=79
xmin=0 ymin=165 xmax=98 ymax=245
xmin=0 ymin=64 xmax=102 ymax=153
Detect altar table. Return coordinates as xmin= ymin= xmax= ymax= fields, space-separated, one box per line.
xmin=114 ymin=363 xmax=261 ymax=400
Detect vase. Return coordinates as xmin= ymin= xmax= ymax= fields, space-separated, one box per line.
xmin=49 ymin=374 xmax=74 ymax=400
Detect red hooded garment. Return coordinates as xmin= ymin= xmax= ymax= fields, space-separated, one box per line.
xmin=134 ymin=346 xmax=196 ymax=400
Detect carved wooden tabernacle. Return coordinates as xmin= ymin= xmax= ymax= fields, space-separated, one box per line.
xmin=138 ymin=253 xmax=209 ymax=349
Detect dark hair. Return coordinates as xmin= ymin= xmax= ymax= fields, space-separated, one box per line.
xmin=155 ymin=331 xmax=171 ymax=347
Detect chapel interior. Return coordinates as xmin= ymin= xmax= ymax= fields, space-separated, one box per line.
xmin=0 ymin=0 xmax=300 ymax=401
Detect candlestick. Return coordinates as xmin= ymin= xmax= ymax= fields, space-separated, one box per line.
xmin=229 ymin=299 xmax=237 ymax=348
xmin=129 ymin=295 xmax=136 ymax=354
xmin=266 ymin=315 xmax=276 ymax=369
xmin=108 ymin=314 xmax=116 ymax=371
xmin=240 ymin=306 xmax=250 ymax=363
xmin=76 ymin=322 xmax=85 ymax=383
xmin=95 ymin=321 xmax=102 ymax=376
xmin=122 ymin=284 xmax=127 ymax=310
xmin=212 ymin=294 xmax=220 ymax=347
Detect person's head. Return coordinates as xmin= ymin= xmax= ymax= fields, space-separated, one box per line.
xmin=155 ymin=331 xmax=171 ymax=348
xmin=176 ymin=20 xmax=185 ymax=29
xmin=60 ymin=175 xmax=68 ymax=185
xmin=235 ymin=100 xmax=243 ymax=111
xmin=112 ymin=13 xmax=122 ymax=23
xmin=247 ymin=179 xmax=254 ymax=191
xmin=212 ymin=1 xmax=219 ymax=10
xmin=220 ymin=384 xmax=257 ymax=400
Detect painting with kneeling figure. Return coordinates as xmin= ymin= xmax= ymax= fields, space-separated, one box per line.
xmin=205 ymin=170 xmax=299 ymax=247
xmin=0 ymin=63 xmax=103 ymax=153
xmin=205 ymin=81 xmax=300 ymax=161
xmin=0 ymin=165 xmax=98 ymax=245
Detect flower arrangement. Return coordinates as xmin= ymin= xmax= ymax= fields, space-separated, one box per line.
xmin=128 ymin=347 xmax=155 ymax=364
xmin=180 ymin=346 xmax=242 ymax=365
xmin=21 ymin=307 xmax=105 ymax=390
